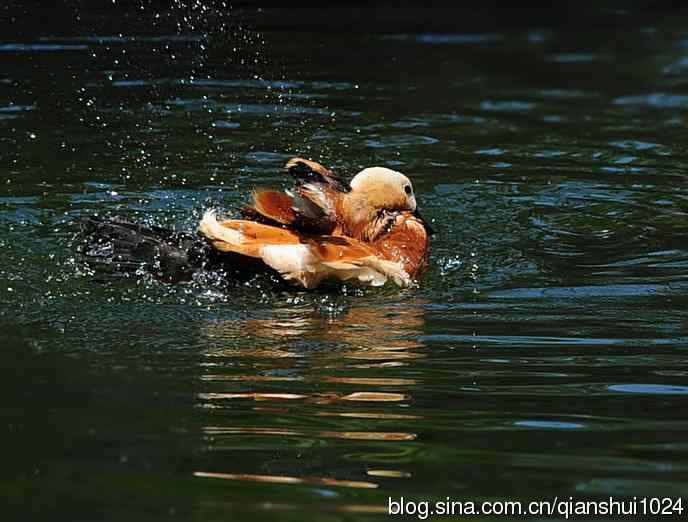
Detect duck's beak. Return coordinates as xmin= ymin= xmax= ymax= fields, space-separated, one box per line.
xmin=413 ymin=208 xmax=435 ymax=236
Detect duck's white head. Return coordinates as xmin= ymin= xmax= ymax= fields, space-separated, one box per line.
xmin=349 ymin=166 xmax=417 ymax=213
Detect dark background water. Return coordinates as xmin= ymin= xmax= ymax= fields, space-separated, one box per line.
xmin=2 ymin=3 xmax=688 ymax=521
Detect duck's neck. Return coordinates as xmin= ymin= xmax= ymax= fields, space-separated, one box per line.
xmin=342 ymin=192 xmax=374 ymax=235
xmin=342 ymin=194 xmax=397 ymax=242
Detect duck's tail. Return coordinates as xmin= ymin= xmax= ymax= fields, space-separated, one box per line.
xmin=80 ymin=216 xmax=213 ymax=282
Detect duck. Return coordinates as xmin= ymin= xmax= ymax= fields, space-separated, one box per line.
xmin=80 ymin=157 xmax=433 ymax=289
xmin=198 ymin=158 xmax=433 ymax=289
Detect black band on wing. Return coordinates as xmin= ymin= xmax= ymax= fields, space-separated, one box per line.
xmin=286 ymin=159 xmax=351 ymax=193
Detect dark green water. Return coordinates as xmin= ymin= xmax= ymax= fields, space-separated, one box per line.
xmin=2 ymin=5 xmax=688 ymax=521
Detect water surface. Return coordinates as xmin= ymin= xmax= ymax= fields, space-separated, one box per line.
xmin=2 ymin=5 xmax=688 ymax=521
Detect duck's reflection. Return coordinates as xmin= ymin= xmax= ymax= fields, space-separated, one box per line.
xmin=201 ymin=299 xmax=426 ymax=358
xmin=194 ymin=471 xmax=378 ymax=489
xmin=194 ymin=299 xmax=427 ymax=490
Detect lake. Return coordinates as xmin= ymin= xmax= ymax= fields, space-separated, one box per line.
xmin=2 ymin=4 xmax=687 ymax=521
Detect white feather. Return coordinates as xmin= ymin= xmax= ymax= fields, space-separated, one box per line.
xmin=198 ymin=210 xmax=244 ymax=245
xmin=261 ymin=244 xmax=325 ymax=289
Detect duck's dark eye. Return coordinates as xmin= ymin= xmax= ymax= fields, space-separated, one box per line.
xmin=404 ymin=184 xmax=412 ymax=195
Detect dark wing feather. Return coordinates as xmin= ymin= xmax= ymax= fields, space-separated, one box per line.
xmin=285 ymin=157 xmax=350 ymax=194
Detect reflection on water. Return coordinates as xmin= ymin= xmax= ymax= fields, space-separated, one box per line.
xmin=194 ymin=471 xmax=379 ymax=489
xmin=189 ymin=302 xmax=428 ymax=512
xmin=196 ymin=302 xmax=425 ymax=495
xmin=3 ymin=3 xmax=688 ymax=521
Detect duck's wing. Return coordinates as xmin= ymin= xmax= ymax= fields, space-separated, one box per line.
xmin=198 ymin=211 xmax=409 ymax=289
xmin=285 ymin=157 xmax=350 ymax=195
xmin=243 ymin=158 xmax=348 ymax=233
xmin=244 ymin=189 xmax=298 ymax=225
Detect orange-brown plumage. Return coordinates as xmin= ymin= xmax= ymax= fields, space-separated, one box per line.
xmin=251 ymin=189 xmax=297 ymax=225
xmin=243 ymin=157 xmax=350 ymax=234
xmin=200 ymin=158 xmax=432 ymax=288
xmin=372 ymin=212 xmax=430 ymax=278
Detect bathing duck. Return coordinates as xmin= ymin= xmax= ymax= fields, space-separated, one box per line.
xmin=198 ymin=158 xmax=433 ymax=289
